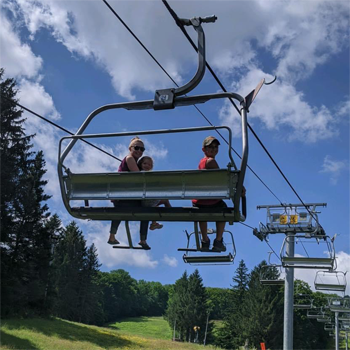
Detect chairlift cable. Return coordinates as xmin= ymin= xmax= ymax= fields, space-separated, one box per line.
xmin=162 ymin=0 xmax=323 ymax=225
xmin=1 ymin=95 xmax=122 ymax=162
xmin=101 ymin=0 xmax=283 ymax=204
xmin=239 ymin=222 xmax=281 ymax=262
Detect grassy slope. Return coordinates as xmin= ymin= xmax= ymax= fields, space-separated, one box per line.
xmin=0 ymin=317 xmax=218 ymax=350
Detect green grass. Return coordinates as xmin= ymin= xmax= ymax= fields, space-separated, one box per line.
xmin=108 ymin=316 xmax=172 ymax=340
xmin=0 ymin=317 xmax=219 ymax=350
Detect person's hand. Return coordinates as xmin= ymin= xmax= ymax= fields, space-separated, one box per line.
xmin=241 ymin=186 xmax=246 ymax=197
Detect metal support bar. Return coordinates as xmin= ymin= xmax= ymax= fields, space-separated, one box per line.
xmin=194 ymin=222 xmax=201 ymax=251
xmin=335 ymin=311 xmax=339 ymax=350
xmin=125 ymin=221 xmax=133 ymax=248
xmin=283 ymin=234 xmax=294 ymax=350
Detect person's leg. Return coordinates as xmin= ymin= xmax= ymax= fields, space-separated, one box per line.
xmin=108 ymin=200 xmax=138 ymax=244
xmin=139 ymin=220 xmax=150 ymax=249
xmin=215 ymin=221 xmax=225 ymax=241
xmin=108 ymin=220 xmax=121 ymax=243
xmin=199 ymin=222 xmax=209 ymax=242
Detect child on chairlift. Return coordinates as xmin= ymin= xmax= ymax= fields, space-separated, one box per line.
xmin=108 ymin=137 xmax=151 ymax=249
xmin=137 ymin=156 xmax=171 ymax=230
xmin=192 ymin=136 xmax=246 ymax=252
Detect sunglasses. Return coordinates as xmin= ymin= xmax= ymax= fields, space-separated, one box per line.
xmin=133 ymin=146 xmax=145 ymax=152
xmin=206 ymin=145 xmax=219 ymax=149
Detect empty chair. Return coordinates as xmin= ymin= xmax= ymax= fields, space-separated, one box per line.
xmin=314 ymin=270 xmax=347 ymax=292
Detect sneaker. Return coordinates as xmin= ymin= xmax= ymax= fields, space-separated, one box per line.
xmin=201 ymin=239 xmax=210 ymax=251
xmin=212 ymin=238 xmax=226 ymax=252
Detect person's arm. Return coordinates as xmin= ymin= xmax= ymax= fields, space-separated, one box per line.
xmin=126 ymin=156 xmax=140 ymax=171
xmin=205 ymin=157 xmax=219 ymax=169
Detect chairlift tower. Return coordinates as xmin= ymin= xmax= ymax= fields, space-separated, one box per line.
xmin=255 ymin=203 xmax=328 ymax=350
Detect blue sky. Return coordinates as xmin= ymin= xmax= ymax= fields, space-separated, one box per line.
xmin=1 ymin=0 xmax=349 ymax=292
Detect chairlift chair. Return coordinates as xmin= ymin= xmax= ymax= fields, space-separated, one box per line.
xmin=179 ymin=227 xmax=236 ymax=265
xmin=307 ymin=307 xmax=325 ymax=319
xmin=324 ymin=323 xmax=335 ymax=331
xmin=314 ymin=270 xmax=347 ymax=292
xmin=259 ymin=252 xmax=285 ymax=285
xmin=328 ymin=298 xmax=350 ymax=313
xmin=280 ymin=234 xmax=335 ymax=269
xmin=58 ymin=15 xmax=270 ymax=240
xmin=294 ymin=294 xmax=313 ymax=309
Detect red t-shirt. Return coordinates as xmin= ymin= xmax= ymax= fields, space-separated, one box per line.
xmin=192 ymin=157 xmax=221 ymax=206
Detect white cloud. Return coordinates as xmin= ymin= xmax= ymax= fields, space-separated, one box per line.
xmin=219 ymin=68 xmax=339 ymax=142
xmin=86 ymin=220 xmax=158 ymax=269
xmin=162 ymin=254 xmax=178 ymax=268
xmin=320 ymin=155 xmax=348 ymax=185
xmin=0 ymin=13 xmax=43 ymax=78
xmin=8 ymin=0 xmax=349 ymax=101
xmin=18 ymin=79 xmax=61 ymax=120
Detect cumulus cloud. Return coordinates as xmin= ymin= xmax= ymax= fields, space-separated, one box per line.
xmin=162 ymin=254 xmax=178 ymax=267
xmin=219 ymin=68 xmax=339 ymax=142
xmin=320 ymin=155 xmax=348 ymax=185
xmin=0 ymin=14 xmax=43 ymax=78
xmin=7 ymin=0 xmax=349 ymax=102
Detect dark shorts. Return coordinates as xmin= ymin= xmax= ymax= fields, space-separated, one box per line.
xmin=192 ymin=200 xmax=227 ymax=209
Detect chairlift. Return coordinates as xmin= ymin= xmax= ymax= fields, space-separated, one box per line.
xmin=307 ymin=307 xmax=325 ymax=319
xmin=280 ymin=234 xmax=335 ymax=269
xmin=58 ymin=15 xmax=271 ymax=233
xmin=179 ymin=227 xmax=236 ymax=265
xmin=314 ymin=270 xmax=347 ymax=292
xmin=294 ymin=294 xmax=313 ymax=309
xmin=339 ymin=314 xmax=350 ymax=322
xmin=327 ymin=297 xmax=350 ymax=313
xmin=324 ymin=323 xmax=335 ymax=331
xmin=317 ymin=315 xmax=331 ymax=323
xmin=259 ymin=252 xmax=285 ymax=285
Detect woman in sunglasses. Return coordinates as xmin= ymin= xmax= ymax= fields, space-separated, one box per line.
xmin=108 ymin=137 xmax=151 ymax=249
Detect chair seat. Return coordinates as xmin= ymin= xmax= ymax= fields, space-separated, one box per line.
xmin=71 ymin=206 xmax=237 ymax=222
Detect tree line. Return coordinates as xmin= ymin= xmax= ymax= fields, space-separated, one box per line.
xmin=1 ymin=71 xmax=334 ymax=349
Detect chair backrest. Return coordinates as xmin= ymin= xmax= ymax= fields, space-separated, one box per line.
xmin=64 ymin=168 xmax=239 ymax=201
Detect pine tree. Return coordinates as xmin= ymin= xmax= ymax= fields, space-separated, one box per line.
xmin=166 ymin=271 xmax=189 ymax=341
xmin=245 ymin=262 xmax=284 ymax=349
xmin=52 ymin=222 xmax=87 ymax=321
xmin=217 ymin=259 xmax=250 ymax=349
xmin=1 ymin=70 xmax=53 ymax=316
xmin=187 ymin=270 xmax=209 ymax=343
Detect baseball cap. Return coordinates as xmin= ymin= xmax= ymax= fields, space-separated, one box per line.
xmin=202 ymin=136 xmax=220 ymax=147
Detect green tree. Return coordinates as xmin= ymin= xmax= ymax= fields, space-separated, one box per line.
xmin=245 ymin=262 xmax=284 ymax=349
xmin=187 ymin=269 xmax=209 ymax=342
xmin=52 ymin=222 xmax=103 ymax=324
xmin=217 ymin=259 xmax=250 ymax=349
xmin=1 ymin=70 xmax=53 ymax=317
xmin=166 ymin=271 xmax=190 ymax=341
